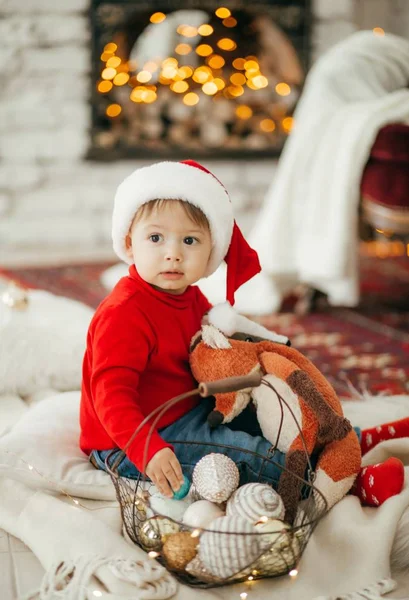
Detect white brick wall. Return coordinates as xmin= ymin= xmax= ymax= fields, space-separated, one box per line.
xmin=0 ymin=0 xmax=408 ymax=266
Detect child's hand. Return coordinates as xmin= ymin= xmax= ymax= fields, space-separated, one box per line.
xmin=145 ymin=448 xmax=184 ymax=498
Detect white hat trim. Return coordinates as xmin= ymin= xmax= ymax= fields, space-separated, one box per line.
xmin=112 ymin=161 xmax=234 ymax=276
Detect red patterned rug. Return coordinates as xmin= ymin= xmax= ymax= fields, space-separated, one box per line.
xmin=1 ymin=254 xmax=408 ymax=398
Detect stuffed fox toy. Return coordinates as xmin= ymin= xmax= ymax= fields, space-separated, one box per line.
xmin=190 ymin=304 xmax=406 ymax=520
xmin=190 ymin=304 xmax=361 ymax=522
xmin=190 ymin=330 xmax=359 ymax=522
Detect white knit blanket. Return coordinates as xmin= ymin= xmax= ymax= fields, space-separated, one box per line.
xmin=199 ymin=31 xmax=409 ymax=314
xmin=1 ymin=395 xmax=409 ymax=600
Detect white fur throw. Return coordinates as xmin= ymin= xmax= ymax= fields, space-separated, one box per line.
xmin=0 ymin=289 xmax=93 ymax=396
xmin=1 ymin=399 xmax=409 ymax=599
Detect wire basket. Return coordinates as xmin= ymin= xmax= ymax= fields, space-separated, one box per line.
xmin=106 ymin=373 xmax=328 ymax=588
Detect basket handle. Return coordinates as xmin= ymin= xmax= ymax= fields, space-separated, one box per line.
xmin=108 ymin=372 xmax=263 ymax=475
xmin=198 ymin=372 xmax=262 ymax=396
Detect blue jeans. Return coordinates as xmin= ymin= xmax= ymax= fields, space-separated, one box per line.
xmin=91 ymin=398 xmax=289 ymax=487
xmin=91 ymin=398 xmax=362 ymax=488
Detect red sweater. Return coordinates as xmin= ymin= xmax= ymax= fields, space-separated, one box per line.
xmin=80 ymin=266 xmax=212 ymax=472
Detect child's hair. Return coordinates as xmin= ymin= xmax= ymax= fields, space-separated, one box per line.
xmin=133 ymin=198 xmax=210 ymax=232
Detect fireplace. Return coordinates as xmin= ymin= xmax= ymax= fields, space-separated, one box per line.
xmin=89 ymin=1 xmax=311 ymax=160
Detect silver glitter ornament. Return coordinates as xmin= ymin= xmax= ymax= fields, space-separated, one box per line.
xmin=192 ymin=453 xmax=239 ymax=503
xmin=226 ymin=483 xmax=285 ymax=523
xmin=187 ymin=483 xmax=202 ymax=502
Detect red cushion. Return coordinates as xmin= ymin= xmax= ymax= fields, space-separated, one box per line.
xmin=361 ymin=162 xmax=409 ymax=209
xmin=369 ymin=124 xmax=409 ymax=162
xmin=361 ymin=123 xmax=409 ymax=209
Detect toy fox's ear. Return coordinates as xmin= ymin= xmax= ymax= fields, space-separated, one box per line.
xmin=201 ymin=325 xmax=232 ymax=350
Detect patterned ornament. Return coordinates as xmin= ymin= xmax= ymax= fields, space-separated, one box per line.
xmin=253 ymin=518 xmax=300 ymax=575
xmin=138 ymin=516 xmax=180 ymax=551
xmin=199 ymin=515 xmax=261 ymax=579
xmin=226 ymin=483 xmax=285 ymax=524
xmin=162 ymin=531 xmax=199 ymax=571
xmin=1 ymin=281 xmax=29 ymax=310
xmin=192 ymin=453 xmax=239 ymax=503
xmin=182 ymin=500 xmax=225 ymax=529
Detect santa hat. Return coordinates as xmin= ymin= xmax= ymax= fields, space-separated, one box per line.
xmin=112 ymin=159 xmax=261 ymax=305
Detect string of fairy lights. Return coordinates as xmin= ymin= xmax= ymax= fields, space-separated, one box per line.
xmin=1 ymin=449 xmax=119 ymax=512
xmin=97 ymin=6 xmax=295 ymax=135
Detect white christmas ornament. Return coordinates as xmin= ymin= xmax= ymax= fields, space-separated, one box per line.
xmin=192 ymin=453 xmax=239 ymax=503
xmin=149 ymin=494 xmax=194 ymax=522
xmin=255 ymin=518 xmax=293 ymax=549
xmin=226 ymin=483 xmax=285 ymax=524
xmin=199 ymin=515 xmax=261 ymax=579
xmin=182 ymin=500 xmax=225 ymax=529
xmin=254 ymin=518 xmax=300 ymax=574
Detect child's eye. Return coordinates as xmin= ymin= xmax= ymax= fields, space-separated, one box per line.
xmin=184 ymin=236 xmax=198 ymax=245
xmin=149 ymin=234 xmax=163 ymax=243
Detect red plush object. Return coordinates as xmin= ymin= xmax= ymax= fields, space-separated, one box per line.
xmin=361 ymin=124 xmax=409 ymax=210
xmin=361 ymin=416 xmax=409 ymax=456
xmin=353 ymin=457 xmax=405 ymax=507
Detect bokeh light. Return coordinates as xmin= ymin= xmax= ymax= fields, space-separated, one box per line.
xmin=150 ymin=12 xmax=166 ymax=24
xmin=106 ymin=103 xmax=121 ymax=117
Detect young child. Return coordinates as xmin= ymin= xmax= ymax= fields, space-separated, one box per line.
xmin=80 ymin=159 xmax=292 ymax=499
xmin=80 ymin=159 xmax=406 ymax=506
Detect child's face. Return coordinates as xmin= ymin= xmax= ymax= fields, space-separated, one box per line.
xmin=126 ymin=201 xmax=212 ymax=294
